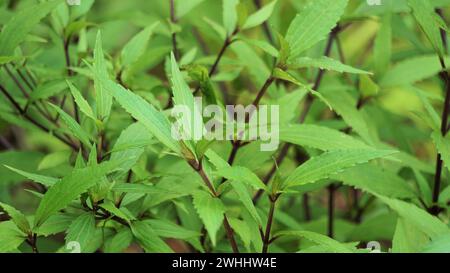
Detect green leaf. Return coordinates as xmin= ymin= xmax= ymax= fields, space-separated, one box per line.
xmin=131 ymin=221 xmax=173 ymax=253
xmin=170 ymin=52 xmax=204 ymax=143
xmin=49 ymin=103 xmax=92 ymax=146
xmin=176 ymin=0 xmax=206 ymax=18
xmin=223 ymin=0 xmax=239 ymax=35
xmin=272 ymin=68 xmax=332 ymax=109
xmin=4 ymin=165 xmax=60 ymax=187
xmin=104 ymin=228 xmax=133 ymax=253
xmin=64 ymin=21 xmax=95 ymax=40
xmin=38 ymin=150 xmax=71 ymax=170
xmin=431 ymin=131 xmax=450 ymax=173
xmin=109 ymin=122 xmax=152 ymax=176
xmin=0 ymin=0 xmax=63 ymax=55
xmin=275 ymin=230 xmax=354 ymax=253
xmin=242 ymin=38 xmax=279 ymax=57
xmin=121 ymin=22 xmax=159 ymax=67
xmin=34 ymin=213 xmax=74 ymax=236
xmin=423 ymin=234 xmax=450 ymax=253
xmin=185 ymin=64 xmax=218 ymax=105
xmin=93 ymin=31 xmax=112 ymax=120
xmin=29 ymin=79 xmax=67 ymax=102
xmin=144 ymin=219 xmax=200 ymax=239
xmin=413 ymin=169 xmax=433 ymax=206
xmin=380 ymin=55 xmax=450 ymax=87
xmin=0 ymin=221 xmax=26 ymax=253
xmin=321 ymin=88 xmax=372 ymax=143
xmin=192 ymin=191 xmax=225 ymax=246
xmin=377 ymin=195 xmax=450 ymax=240
xmin=65 ymin=212 xmax=96 ymax=253
xmin=67 ymin=80 xmax=96 ymax=121
xmin=0 ymin=55 xmax=24 ymax=65
xmin=215 ymin=166 xmax=267 ymax=191
xmin=288 ymin=56 xmax=371 ymax=74
xmin=203 ymin=17 xmax=226 ymax=40
xmin=278 ymin=88 xmax=308 ymax=124
xmin=112 ymin=183 xmax=177 ymax=195
xmin=411 ymin=86 xmax=441 ymax=131
xmin=285 ymin=0 xmax=348 ymax=59
xmin=280 ymin=124 xmax=370 ymax=151
xmin=284 ymin=149 xmax=396 ymax=189
xmin=0 ymin=202 xmax=30 ymax=234
xmin=392 ymin=218 xmax=430 ymax=253
xmin=331 ymin=164 xmax=417 ymax=199
xmin=439 ymin=185 xmax=450 ymax=204
xmin=100 ymin=200 xmax=134 ymax=222
xmin=276 ymin=32 xmax=290 ymax=67
xmin=230 ymin=181 xmax=262 ymax=226
xmin=99 ymin=78 xmax=180 ymax=154
xmin=34 ymin=161 xmax=117 ymax=227
xmin=205 ymin=150 xmax=230 ymax=170
xmin=242 ymin=0 xmax=277 ymax=30
xmin=359 ymin=75 xmax=379 ymax=99
xmin=408 ymin=0 xmax=444 ymax=58
xmin=231 ymin=41 xmax=272 ymax=87
xmin=70 ymin=0 xmax=95 ymax=20
xmin=227 ymin=217 xmax=252 ymax=251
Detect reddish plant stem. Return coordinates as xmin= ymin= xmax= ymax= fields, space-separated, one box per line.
xmin=223 ymin=216 xmax=239 ymax=253
xmin=227 ymin=140 xmax=241 ymax=166
xmin=26 ymin=233 xmax=38 ymax=253
xmin=251 ymin=77 xmax=275 ymax=109
xmin=430 ymin=10 xmax=450 ymax=215
xmin=262 ymin=194 xmax=279 ymax=253
xmin=209 ymin=30 xmax=237 ymax=78
xmin=431 ymin=71 xmax=450 ymax=215
xmin=327 ymin=184 xmax=335 ymax=238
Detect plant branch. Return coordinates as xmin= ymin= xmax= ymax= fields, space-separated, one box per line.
xmin=26 ymin=233 xmax=38 ymax=253
xmin=262 ymin=194 xmax=279 ymax=253
xmin=430 ymin=10 xmax=450 ymax=215
xmin=327 ymin=184 xmax=335 ymax=238
xmin=209 ymin=29 xmax=238 ymax=78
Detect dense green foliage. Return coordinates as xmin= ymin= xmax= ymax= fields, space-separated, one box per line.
xmin=0 ymin=0 xmax=449 ymax=253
